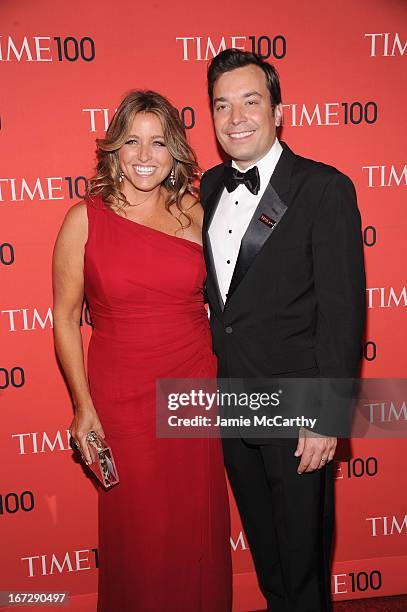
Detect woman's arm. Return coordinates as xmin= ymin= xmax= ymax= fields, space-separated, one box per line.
xmin=52 ymin=202 xmax=104 ymax=463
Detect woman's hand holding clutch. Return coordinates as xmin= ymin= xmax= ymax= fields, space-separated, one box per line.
xmin=69 ymin=405 xmax=105 ymax=465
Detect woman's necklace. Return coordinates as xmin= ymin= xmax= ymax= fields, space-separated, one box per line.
xmin=125 ymin=188 xmax=160 ymax=208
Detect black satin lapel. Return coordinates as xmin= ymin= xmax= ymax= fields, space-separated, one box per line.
xmin=203 ymin=179 xmax=224 ymax=234
xmin=205 ymin=235 xmax=225 ymax=312
xmin=226 ymin=182 xmax=288 ymax=304
xmin=270 ymin=141 xmax=296 ymax=197
xmin=203 ymin=178 xmax=225 ymax=313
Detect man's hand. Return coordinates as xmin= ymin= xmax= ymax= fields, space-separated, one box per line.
xmin=294 ymin=427 xmax=337 ymax=474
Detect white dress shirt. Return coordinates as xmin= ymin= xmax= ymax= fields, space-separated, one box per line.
xmin=208 ymin=138 xmax=283 ymax=304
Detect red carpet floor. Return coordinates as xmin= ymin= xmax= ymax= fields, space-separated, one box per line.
xmin=254 ymin=594 xmax=407 ymax=611
xmin=333 ymin=595 xmax=407 ymax=611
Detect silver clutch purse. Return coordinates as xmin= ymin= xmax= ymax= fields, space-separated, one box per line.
xmin=85 ymin=431 xmax=119 ymax=488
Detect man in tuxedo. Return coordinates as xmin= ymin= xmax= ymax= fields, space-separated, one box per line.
xmin=200 ymin=49 xmax=365 ymax=612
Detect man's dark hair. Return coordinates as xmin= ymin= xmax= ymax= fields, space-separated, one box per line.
xmin=207 ymin=48 xmax=282 ymax=109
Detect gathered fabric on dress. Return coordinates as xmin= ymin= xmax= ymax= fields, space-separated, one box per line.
xmin=84 ymin=196 xmax=232 ymax=612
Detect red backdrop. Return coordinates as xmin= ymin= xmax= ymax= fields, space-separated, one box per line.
xmin=1 ymin=0 xmax=406 ymax=610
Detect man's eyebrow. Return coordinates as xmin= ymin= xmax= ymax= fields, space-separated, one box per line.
xmin=213 ymin=96 xmax=228 ymax=104
xmin=213 ymin=91 xmax=263 ymax=104
xmin=243 ymin=91 xmax=263 ymax=98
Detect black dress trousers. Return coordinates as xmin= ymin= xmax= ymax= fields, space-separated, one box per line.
xmin=223 ymin=435 xmax=335 ymax=612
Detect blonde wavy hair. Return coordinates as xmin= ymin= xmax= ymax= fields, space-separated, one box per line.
xmin=87 ymin=90 xmax=200 ymax=229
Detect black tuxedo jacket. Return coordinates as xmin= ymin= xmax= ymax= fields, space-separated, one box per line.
xmin=200 ymin=142 xmax=366 ymax=437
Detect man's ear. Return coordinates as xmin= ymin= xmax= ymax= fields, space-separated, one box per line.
xmin=274 ymin=103 xmax=283 ymax=127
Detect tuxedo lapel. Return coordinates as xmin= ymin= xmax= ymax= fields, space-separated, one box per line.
xmin=203 ymin=166 xmax=227 ymax=234
xmin=269 ymin=141 xmax=296 ymax=197
xmin=203 ymin=171 xmax=226 ymax=312
xmin=226 ymin=182 xmax=287 ymax=304
xmin=225 ymin=142 xmax=296 ymax=307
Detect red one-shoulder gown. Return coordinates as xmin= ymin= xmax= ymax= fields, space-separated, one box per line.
xmin=83 ymin=197 xmax=232 ymax=612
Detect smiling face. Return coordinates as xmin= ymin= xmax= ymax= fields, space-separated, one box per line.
xmin=212 ymin=64 xmax=282 ymax=170
xmin=118 ymin=112 xmax=173 ymax=194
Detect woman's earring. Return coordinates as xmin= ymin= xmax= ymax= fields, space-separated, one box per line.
xmin=119 ymin=171 xmax=125 ymax=183
xmin=170 ymin=169 xmax=176 ymax=186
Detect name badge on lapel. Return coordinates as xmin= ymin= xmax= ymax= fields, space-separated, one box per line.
xmin=259 ymin=213 xmax=276 ymax=229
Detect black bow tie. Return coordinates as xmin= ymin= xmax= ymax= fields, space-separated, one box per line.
xmin=223 ymin=165 xmax=260 ymax=196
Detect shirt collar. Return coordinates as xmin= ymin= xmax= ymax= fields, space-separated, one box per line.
xmin=231 ymin=138 xmax=283 ymax=192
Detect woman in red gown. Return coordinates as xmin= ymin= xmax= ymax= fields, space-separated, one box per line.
xmin=53 ymin=90 xmax=232 ymax=611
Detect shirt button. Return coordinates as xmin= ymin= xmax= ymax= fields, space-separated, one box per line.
xmin=225 ymin=326 xmax=233 ymax=334
xmin=228 ymin=229 xmax=232 ymax=234
xmin=227 ymin=260 xmax=230 ymax=264
xmin=235 ymin=201 xmax=238 ymax=205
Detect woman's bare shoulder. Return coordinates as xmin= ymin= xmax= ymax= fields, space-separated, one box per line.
xmin=65 ymin=201 xmax=88 ymax=221
xmin=57 ymin=201 xmax=88 ymax=243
